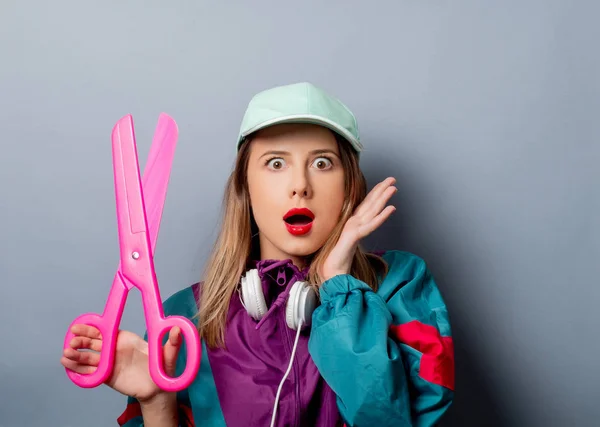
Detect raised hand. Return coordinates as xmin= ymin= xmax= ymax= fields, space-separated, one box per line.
xmin=320 ymin=176 xmax=397 ymax=281
xmin=61 ymin=324 xmax=182 ymax=403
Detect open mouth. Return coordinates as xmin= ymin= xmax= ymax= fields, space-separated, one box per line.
xmin=283 ymin=208 xmax=314 ymax=235
xmin=284 ymin=214 xmax=313 ymax=225
xmin=283 ymin=208 xmax=314 ymax=224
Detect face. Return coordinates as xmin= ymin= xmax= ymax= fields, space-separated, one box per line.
xmin=246 ymin=123 xmax=346 ymax=267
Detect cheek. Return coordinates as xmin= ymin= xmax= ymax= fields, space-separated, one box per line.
xmin=316 ymin=174 xmax=346 ymax=223
xmin=248 ymin=173 xmax=283 ymax=221
xmin=327 ymin=172 xmax=346 ymax=201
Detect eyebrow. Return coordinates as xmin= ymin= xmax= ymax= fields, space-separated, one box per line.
xmin=258 ymin=148 xmax=340 ymax=160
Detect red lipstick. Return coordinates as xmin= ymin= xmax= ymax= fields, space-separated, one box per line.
xmin=283 ymin=207 xmax=315 ymax=236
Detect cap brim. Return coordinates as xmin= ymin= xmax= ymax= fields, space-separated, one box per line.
xmin=238 ymin=114 xmax=363 ymax=153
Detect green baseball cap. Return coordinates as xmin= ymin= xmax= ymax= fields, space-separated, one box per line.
xmin=236 ymin=82 xmax=363 ymax=153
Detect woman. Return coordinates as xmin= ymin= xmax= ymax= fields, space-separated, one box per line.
xmin=61 ymin=82 xmax=455 ymax=426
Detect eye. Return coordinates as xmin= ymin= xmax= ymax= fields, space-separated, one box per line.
xmin=312 ymin=156 xmax=333 ymax=170
xmin=266 ymin=157 xmax=286 ymax=170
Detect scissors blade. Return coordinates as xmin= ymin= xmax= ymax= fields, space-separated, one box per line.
xmin=111 ymin=114 xmax=177 ymax=286
xmin=112 ymin=114 xmax=146 ymax=235
xmin=140 ymin=113 xmax=178 ymax=253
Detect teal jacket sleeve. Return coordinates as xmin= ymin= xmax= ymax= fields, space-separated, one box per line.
xmin=307 ymin=250 xmax=454 ymax=427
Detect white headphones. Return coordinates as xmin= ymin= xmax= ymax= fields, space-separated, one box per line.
xmin=239 ymin=268 xmax=318 ymax=330
xmin=238 ymin=267 xmax=319 ymax=427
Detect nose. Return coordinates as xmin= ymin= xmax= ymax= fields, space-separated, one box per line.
xmin=289 ymin=167 xmax=312 ymax=198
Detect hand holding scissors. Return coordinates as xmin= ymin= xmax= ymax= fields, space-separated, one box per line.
xmin=63 ymin=114 xmax=201 ymax=393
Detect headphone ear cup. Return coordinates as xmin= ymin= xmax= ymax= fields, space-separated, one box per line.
xmin=286 ymin=281 xmax=318 ymax=330
xmin=240 ymin=269 xmax=267 ymax=321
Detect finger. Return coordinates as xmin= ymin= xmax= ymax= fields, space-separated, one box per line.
xmin=70 ymin=324 xmax=103 ymax=340
xmin=367 ymin=177 xmax=396 ymax=201
xmin=359 ymin=205 xmax=396 ymax=236
xmin=69 ymin=336 xmax=102 ymax=352
xmin=168 ymin=326 xmax=181 ymax=347
xmin=61 ymin=356 xmax=97 ymax=375
xmin=163 ymin=326 xmax=182 ymax=377
xmin=63 ymin=347 xmax=102 ymax=366
xmin=355 ymin=177 xmax=396 ymax=216
xmin=361 ymin=185 xmax=397 ymax=220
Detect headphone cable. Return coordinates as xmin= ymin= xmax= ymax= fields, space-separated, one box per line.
xmin=270 ymin=320 xmax=303 ymax=427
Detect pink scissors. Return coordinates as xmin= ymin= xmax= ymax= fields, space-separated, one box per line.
xmin=63 ymin=113 xmax=201 ymax=392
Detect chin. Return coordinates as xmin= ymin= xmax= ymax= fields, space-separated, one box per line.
xmin=259 ymin=225 xmax=331 ymax=261
xmin=280 ymin=236 xmax=327 ymax=258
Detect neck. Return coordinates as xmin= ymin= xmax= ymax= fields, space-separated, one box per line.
xmin=257 ymin=236 xmax=310 ymax=270
xmin=260 ymin=253 xmax=308 ymax=270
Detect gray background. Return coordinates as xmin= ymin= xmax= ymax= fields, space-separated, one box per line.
xmin=1 ymin=0 xmax=598 ymax=426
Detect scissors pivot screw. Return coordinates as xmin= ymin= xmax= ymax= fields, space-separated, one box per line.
xmin=131 ymin=251 xmax=140 ymax=260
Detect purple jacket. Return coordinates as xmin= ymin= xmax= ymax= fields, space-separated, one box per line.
xmin=118 ymin=250 xmax=454 ymax=426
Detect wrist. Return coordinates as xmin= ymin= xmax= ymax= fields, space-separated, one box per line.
xmin=138 ymin=392 xmax=179 ymax=427
xmin=319 ymin=273 xmax=373 ymax=303
xmin=321 ymin=270 xmax=348 ymax=282
xmin=138 ymin=391 xmax=176 ymax=410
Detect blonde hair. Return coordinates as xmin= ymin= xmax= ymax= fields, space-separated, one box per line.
xmin=196 ymin=133 xmax=388 ymax=349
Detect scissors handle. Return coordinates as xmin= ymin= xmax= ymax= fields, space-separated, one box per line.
xmin=63 ymin=273 xmax=127 ymax=387
xmin=145 ymin=313 xmax=202 ymax=392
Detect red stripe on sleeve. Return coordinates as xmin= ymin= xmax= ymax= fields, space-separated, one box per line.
xmin=117 ymin=402 xmax=142 ymax=426
xmin=391 ymin=320 xmax=455 ymax=390
xmin=179 ymin=403 xmax=195 ymax=426
xmin=116 ymin=401 xmax=195 ymax=426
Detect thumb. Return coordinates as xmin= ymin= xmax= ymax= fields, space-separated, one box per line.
xmin=163 ymin=326 xmax=182 ymax=377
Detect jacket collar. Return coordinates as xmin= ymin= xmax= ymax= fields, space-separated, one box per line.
xmin=250 ymin=258 xmax=310 ymax=306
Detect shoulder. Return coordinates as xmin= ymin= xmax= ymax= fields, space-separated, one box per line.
xmin=375 ymin=249 xmax=441 ymax=300
xmin=377 ymin=249 xmax=430 ymax=282
xmin=162 ymin=283 xmax=201 ymax=320
xmin=375 ymin=249 xmax=450 ymax=332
